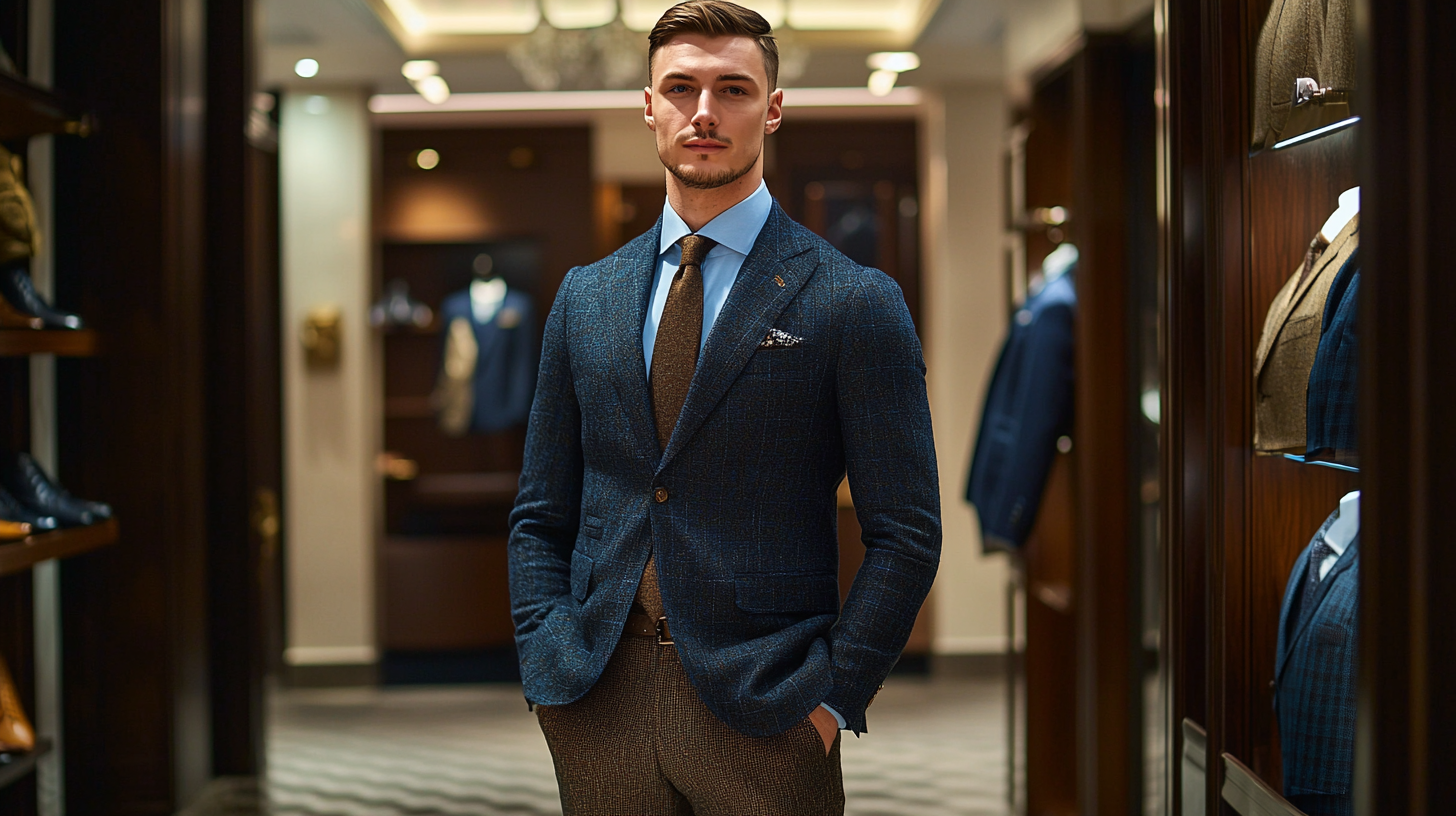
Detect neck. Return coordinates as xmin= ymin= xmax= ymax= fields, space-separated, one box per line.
xmin=665 ymin=158 xmax=764 ymax=232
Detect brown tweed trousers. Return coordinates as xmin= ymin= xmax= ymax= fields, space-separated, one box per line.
xmin=535 ymin=564 xmax=845 ymax=816
xmin=534 ymin=234 xmax=845 ymax=815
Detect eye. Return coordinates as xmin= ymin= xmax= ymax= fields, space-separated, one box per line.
xmin=724 ymin=86 xmax=747 ymax=96
xmin=668 ymin=84 xmax=692 ymax=94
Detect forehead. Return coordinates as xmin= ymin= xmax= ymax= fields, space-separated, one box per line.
xmin=652 ymin=33 xmax=766 ymax=83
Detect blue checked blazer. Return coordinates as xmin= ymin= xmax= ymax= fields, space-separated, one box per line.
xmin=1306 ymin=249 xmax=1360 ymax=461
xmin=1274 ymin=512 xmax=1358 ymax=801
xmin=507 ymin=202 xmax=940 ymax=737
xmin=965 ymin=272 xmax=1075 ymax=550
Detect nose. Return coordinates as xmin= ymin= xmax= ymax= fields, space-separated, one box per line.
xmin=690 ymin=89 xmax=718 ymax=131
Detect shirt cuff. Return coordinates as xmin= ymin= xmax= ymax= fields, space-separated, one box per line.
xmin=820 ymin=702 xmax=847 ymax=730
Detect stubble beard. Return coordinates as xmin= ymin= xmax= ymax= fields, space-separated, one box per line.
xmin=661 ymin=133 xmax=761 ymax=190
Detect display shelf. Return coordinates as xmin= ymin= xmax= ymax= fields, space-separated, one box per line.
xmin=0 ymin=72 xmax=89 ymax=139
xmin=0 ymin=329 xmax=98 ymax=357
xmin=1221 ymin=753 xmax=1306 ymax=816
xmin=0 ymin=518 xmax=118 ymax=577
xmin=0 ymin=738 xmax=53 ymax=792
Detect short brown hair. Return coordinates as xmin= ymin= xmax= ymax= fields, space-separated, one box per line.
xmin=648 ymin=1 xmax=780 ymax=90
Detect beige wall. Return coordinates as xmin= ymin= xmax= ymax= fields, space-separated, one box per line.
xmin=592 ymin=108 xmax=664 ymax=184
xmin=919 ymin=85 xmax=1014 ymax=654
xmin=280 ymin=89 xmax=379 ymax=669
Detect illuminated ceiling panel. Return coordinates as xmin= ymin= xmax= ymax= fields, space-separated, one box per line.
xmin=370 ymin=0 xmax=939 ymax=42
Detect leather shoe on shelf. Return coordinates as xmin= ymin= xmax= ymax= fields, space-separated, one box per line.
xmin=0 ymin=487 xmax=56 ymax=531
xmin=0 ymin=261 xmax=82 ymax=330
xmin=0 ymin=289 xmax=42 ymax=329
xmin=0 ymin=452 xmax=109 ymax=528
xmin=0 ymin=653 xmax=35 ymax=754
xmin=0 ymin=520 xmax=30 ymax=540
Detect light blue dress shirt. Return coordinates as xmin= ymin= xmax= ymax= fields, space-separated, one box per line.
xmin=640 ymin=181 xmax=849 ymax=732
xmin=642 ymin=180 xmax=773 ymax=374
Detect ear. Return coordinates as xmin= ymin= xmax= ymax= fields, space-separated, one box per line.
xmin=644 ymin=87 xmax=656 ymax=132
xmin=764 ymin=88 xmax=784 ymax=135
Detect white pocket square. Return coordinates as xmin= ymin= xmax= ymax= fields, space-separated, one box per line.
xmin=759 ymin=328 xmax=803 ymax=348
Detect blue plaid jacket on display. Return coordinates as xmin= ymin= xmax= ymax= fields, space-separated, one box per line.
xmin=508 ymin=203 xmax=941 ymax=738
xmin=1275 ymin=511 xmax=1358 ymax=805
xmin=1306 ymin=249 xmax=1360 ymax=461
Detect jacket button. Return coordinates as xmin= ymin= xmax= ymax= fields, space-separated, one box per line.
xmin=654 ymin=487 xmax=669 ymax=503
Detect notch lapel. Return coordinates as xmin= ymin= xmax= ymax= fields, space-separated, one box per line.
xmin=606 ymin=219 xmax=666 ymax=467
xmin=1276 ymin=534 xmax=1359 ymax=681
xmin=1254 ymin=216 xmax=1359 ymax=379
xmin=655 ymin=204 xmax=817 ymax=474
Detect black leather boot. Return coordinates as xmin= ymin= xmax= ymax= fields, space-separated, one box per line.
xmin=1 ymin=452 xmax=109 ymax=527
xmin=0 ymin=261 xmax=82 ymax=330
xmin=0 ymin=487 xmax=56 ymax=531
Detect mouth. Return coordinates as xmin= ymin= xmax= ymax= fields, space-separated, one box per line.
xmin=683 ymin=139 xmax=728 ymax=154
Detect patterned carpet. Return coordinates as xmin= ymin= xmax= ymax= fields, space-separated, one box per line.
xmin=254 ymin=670 xmax=1011 ymax=816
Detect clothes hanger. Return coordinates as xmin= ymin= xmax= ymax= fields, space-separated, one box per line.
xmin=469 ymin=252 xmax=507 ymax=324
xmin=1319 ymin=187 xmax=1360 ymax=241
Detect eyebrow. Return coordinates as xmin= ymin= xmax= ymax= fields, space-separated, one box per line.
xmin=660 ymin=71 xmax=760 ymax=86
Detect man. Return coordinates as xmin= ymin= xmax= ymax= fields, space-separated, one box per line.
xmin=508 ymin=2 xmax=940 ymax=813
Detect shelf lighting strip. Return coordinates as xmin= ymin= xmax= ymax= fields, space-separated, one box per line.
xmin=1271 ymin=116 xmax=1361 ymax=150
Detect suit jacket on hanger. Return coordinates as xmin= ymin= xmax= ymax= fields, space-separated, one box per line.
xmin=1251 ymin=0 xmax=1355 ymax=150
xmin=508 ymin=203 xmax=940 ymax=737
xmin=1274 ymin=512 xmax=1358 ymax=815
xmin=436 ymin=287 xmax=538 ymax=434
xmin=1254 ymin=215 xmax=1358 ymax=452
xmin=965 ymin=271 xmax=1075 ymax=551
xmin=1306 ymin=249 xmax=1360 ymax=462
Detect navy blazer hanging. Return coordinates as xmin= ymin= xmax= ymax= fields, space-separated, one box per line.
xmin=965 ymin=270 xmax=1076 ymax=551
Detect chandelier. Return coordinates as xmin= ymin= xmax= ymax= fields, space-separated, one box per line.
xmin=507 ymin=0 xmax=808 ymax=91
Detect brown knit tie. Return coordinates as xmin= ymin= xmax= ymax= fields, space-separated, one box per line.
xmin=636 ymin=233 xmax=715 ymax=620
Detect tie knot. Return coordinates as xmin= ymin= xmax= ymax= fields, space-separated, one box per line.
xmin=679 ymin=234 xmax=715 ymax=268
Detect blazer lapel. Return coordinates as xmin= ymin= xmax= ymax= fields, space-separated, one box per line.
xmin=607 ymin=219 xmax=665 ymax=467
xmin=655 ymin=204 xmax=817 ymax=474
xmin=1254 ymin=216 xmax=1359 ymax=380
xmin=1277 ymin=533 xmax=1359 ymax=681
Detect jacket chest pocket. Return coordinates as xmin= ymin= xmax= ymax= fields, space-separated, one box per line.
xmin=571 ymin=550 xmax=594 ymax=601
xmin=740 ymin=348 xmax=818 ymax=383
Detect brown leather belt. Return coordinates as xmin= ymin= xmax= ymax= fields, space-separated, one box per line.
xmin=625 ymin=611 xmax=673 ymax=645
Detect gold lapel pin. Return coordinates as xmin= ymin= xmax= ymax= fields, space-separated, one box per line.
xmin=774 ymin=275 xmax=785 ymax=287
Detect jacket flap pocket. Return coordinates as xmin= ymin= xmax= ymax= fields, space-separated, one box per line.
xmin=571 ymin=550 xmax=594 ymax=601
xmin=735 ymin=571 xmax=839 ymax=614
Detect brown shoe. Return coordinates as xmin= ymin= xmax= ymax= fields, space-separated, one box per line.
xmin=0 ymin=653 xmax=35 ymax=753
xmin=0 ymin=519 xmax=30 ymax=540
xmin=0 ymin=289 xmax=41 ymax=329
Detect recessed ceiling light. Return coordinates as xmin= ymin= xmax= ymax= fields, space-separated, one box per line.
xmin=867 ymin=52 xmax=920 ymax=73
xmin=413 ymin=75 xmax=451 ymax=105
xmin=401 ymin=60 xmax=440 ymax=81
xmin=867 ymin=69 xmax=898 ymax=97
xmin=294 ymin=58 xmax=320 ymax=78
xmin=415 ymin=148 xmax=440 ymax=170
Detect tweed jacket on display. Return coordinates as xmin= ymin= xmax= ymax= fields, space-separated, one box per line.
xmin=508 ymin=202 xmax=941 ymax=738
xmin=1306 ymin=250 xmax=1359 ymax=461
xmin=1274 ymin=512 xmax=1358 ymax=801
xmin=1253 ymin=215 xmax=1357 ymax=452
xmin=1251 ymin=0 xmax=1355 ymax=150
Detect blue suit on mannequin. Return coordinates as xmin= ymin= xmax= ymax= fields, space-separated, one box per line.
xmin=437 ymin=287 xmax=537 ymax=433
xmin=1274 ymin=511 xmax=1359 ymax=816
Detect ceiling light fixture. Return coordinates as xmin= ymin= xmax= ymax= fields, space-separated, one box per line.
xmin=294 ymin=58 xmax=320 ymax=78
xmin=865 ymin=51 xmax=918 ymax=97
xmin=415 ymin=148 xmax=440 ymax=170
xmin=401 ymin=60 xmax=451 ymax=105
xmin=542 ymin=0 xmax=618 ymax=30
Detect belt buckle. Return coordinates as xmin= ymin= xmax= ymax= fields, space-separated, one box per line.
xmin=655 ymin=616 xmax=673 ymax=645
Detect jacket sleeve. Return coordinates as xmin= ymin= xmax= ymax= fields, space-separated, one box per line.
xmin=824 ymin=269 xmax=942 ymax=734
xmin=508 ymin=269 xmax=584 ymax=651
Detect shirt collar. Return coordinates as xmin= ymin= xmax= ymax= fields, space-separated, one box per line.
xmin=659 ymin=180 xmax=772 ymax=257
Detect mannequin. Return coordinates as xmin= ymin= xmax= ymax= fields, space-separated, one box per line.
xmin=1026 ymin=242 xmax=1079 ymax=300
xmin=470 ymin=252 xmax=508 ymax=325
xmin=1320 ymin=187 xmax=1359 ymax=242
xmin=1320 ymin=489 xmax=1359 ymax=579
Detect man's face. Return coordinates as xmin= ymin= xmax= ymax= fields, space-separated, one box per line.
xmin=645 ymin=33 xmax=783 ymax=190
